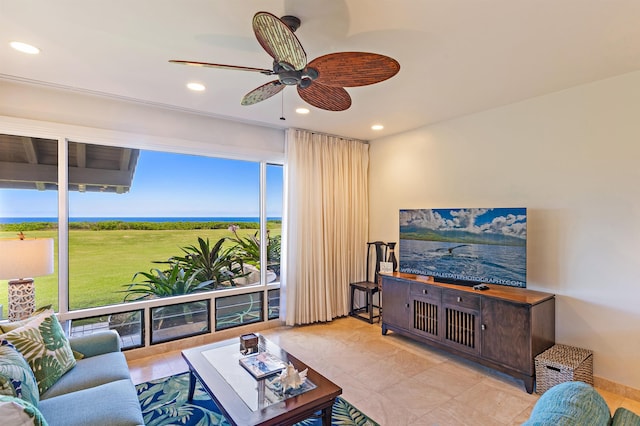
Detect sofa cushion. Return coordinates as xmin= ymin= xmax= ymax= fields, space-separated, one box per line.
xmin=0 ymin=310 xmax=76 ymax=395
xmin=0 ymin=340 xmax=39 ymax=406
xmin=612 ymin=407 xmax=640 ymax=426
xmin=38 ymin=379 xmax=144 ymax=426
xmin=68 ymin=330 xmax=122 ymax=358
xmin=41 ymin=351 xmax=131 ymax=399
xmin=523 ymin=381 xmax=611 ymax=425
xmin=0 ymin=395 xmax=48 ymax=426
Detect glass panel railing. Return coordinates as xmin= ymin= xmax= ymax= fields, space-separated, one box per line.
xmin=150 ymin=300 xmax=210 ymax=344
xmin=268 ymin=288 xmax=280 ymax=320
xmin=65 ymin=286 xmax=277 ymax=350
xmin=70 ymin=310 xmax=144 ymax=350
xmin=215 ymin=291 xmax=263 ymax=331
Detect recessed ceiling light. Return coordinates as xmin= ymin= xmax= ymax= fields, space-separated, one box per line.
xmin=371 ymin=124 xmax=384 ymax=131
xmin=295 ymin=107 xmax=310 ymax=114
xmin=187 ymin=82 xmax=205 ymax=91
xmin=10 ymin=41 xmax=40 ymax=55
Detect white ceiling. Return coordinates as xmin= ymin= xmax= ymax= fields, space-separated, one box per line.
xmin=2 ymin=0 xmax=640 ymax=141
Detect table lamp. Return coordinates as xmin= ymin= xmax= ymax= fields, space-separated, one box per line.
xmin=0 ymin=235 xmax=54 ymax=321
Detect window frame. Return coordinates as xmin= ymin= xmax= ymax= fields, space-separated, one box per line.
xmin=0 ymin=116 xmax=284 ymax=335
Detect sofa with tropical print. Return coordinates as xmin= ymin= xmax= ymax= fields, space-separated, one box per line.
xmin=0 ymin=309 xmax=143 ymax=426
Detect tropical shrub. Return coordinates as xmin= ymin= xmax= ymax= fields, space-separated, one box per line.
xmin=168 ymin=237 xmax=247 ymax=288
xmin=121 ymin=263 xmax=214 ymax=302
xmin=121 ymin=232 xmax=276 ymax=303
xmin=227 ymin=226 xmax=281 ymax=274
xmin=267 ymin=234 xmax=281 ymax=276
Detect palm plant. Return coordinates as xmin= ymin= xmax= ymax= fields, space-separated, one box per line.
xmin=120 ymin=264 xmax=213 ymax=332
xmin=227 ymin=226 xmax=281 ymax=273
xmin=266 ymin=234 xmax=281 ymax=276
xmin=121 ymin=262 xmax=214 ymax=302
xmin=169 ymin=237 xmax=247 ymax=288
xmin=228 ymin=231 xmax=260 ymax=266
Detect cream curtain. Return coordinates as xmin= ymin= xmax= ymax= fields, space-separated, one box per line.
xmin=283 ymin=128 xmax=369 ymax=325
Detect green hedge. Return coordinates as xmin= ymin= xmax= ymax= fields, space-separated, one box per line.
xmin=0 ymin=220 xmax=282 ymax=232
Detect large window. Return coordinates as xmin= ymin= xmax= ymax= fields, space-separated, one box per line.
xmin=1 ymin=135 xmax=283 ymax=323
xmin=265 ymin=164 xmax=283 ymax=323
xmin=0 ymin=134 xmax=59 ymax=317
xmin=66 ymin=142 xmax=286 ymax=311
xmin=266 ymin=164 xmax=283 ymax=282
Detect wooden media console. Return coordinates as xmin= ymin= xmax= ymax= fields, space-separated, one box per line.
xmin=381 ymin=272 xmax=555 ymax=393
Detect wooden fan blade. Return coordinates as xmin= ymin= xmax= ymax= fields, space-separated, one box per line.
xmin=253 ymin=12 xmax=306 ymax=71
xmin=297 ymin=82 xmax=351 ymax=111
xmin=169 ymin=60 xmax=274 ymax=75
xmin=241 ymin=80 xmax=285 ymax=106
xmin=309 ymin=52 xmax=400 ymax=87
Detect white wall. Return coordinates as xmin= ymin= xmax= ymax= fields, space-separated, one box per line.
xmin=369 ymin=71 xmax=640 ymax=390
xmin=0 ymin=79 xmax=284 ymax=161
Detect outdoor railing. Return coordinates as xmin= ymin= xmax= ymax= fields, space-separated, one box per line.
xmin=60 ymin=282 xmax=281 ymax=350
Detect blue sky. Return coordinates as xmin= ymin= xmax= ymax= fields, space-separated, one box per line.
xmin=0 ymin=150 xmax=283 ymax=218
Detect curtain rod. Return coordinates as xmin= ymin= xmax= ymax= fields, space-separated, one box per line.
xmin=289 ymin=127 xmax=369 ymax=144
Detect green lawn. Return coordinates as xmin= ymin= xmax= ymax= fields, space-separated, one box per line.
xmin=0 ymin=227 xmax=279 ymax=313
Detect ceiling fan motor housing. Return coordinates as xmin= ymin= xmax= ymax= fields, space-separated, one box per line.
xmin=276 ymin=65 xmax=319 ymax=86
xmin=280 ymin=15 xmax=301 ymax=32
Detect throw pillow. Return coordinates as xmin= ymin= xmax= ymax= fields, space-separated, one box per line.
xmin=0 ymin=310 xmax=76 ymax=395
xmin=0 ymin=395 xmax=47 ymax=426
xmin=0 ymin=307 xmax=53 ymax=333
xmin=523 ymin=381 xmax=611 ymax=425
xmin=612 ymin=407 xmax=640 ymax=426
xmin=0 ymin=340 xmax=39 ymax=406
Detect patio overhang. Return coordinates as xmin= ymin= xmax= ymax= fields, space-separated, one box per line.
xmin=0 ymin=134 xmax=139 ymax=194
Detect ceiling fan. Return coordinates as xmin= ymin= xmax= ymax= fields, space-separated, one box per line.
xmin=170 ymin=11 xmax=400 ymax=112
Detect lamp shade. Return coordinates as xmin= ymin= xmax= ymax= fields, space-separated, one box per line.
xmin=0 ymin=238 xmax=54 ymax=280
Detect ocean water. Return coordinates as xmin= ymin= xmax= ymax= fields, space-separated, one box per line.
xmin=0 ymin=217 xmax=281 ymax=224
xmin=399 ymin=239 xmax=526 ymax=287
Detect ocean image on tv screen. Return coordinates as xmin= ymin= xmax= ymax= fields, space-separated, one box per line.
xmin=399 ymin=208 xmax=527 ymax=288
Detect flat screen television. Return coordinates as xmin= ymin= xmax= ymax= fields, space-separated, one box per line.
xmin=399 ymin=208 xmax=527 ymax=288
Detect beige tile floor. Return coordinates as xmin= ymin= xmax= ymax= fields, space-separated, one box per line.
xmin=127 ymin=317 xmax=640 ymax=425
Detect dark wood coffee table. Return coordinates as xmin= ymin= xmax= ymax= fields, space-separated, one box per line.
xmin=182 ymin=334 xmax=342 ymax=426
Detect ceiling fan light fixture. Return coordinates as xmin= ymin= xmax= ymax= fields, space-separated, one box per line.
xmin=10 ymin=41 xmax=40 ymax=54
xmin=279 ymin=70 xmax=301 ymax=85
xmin=371 ymin=124 xmax=384 ymax=131
xmin=187 ymin=82 xmax=206 ymax=91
